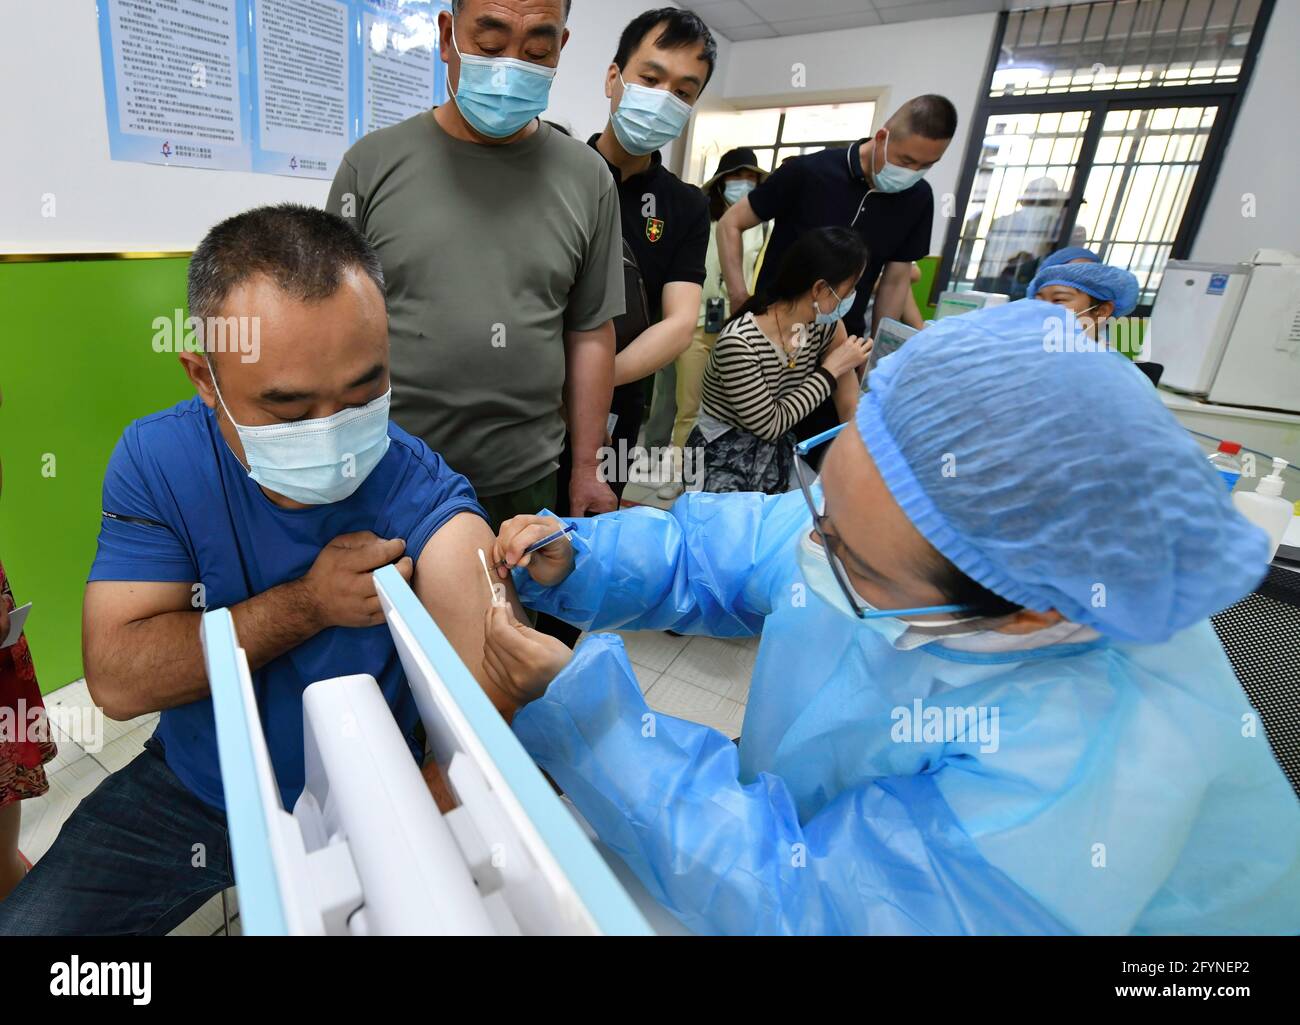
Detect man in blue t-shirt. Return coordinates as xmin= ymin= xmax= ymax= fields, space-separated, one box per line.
xmin=0 ymin=204 xmax=526 ymax=936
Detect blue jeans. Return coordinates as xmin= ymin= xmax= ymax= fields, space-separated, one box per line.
xmin=0 ymin=736 xmax=233 ymax=935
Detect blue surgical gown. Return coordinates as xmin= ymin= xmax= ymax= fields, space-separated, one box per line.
xmin=511 ymin=491 xmax=1300 ymax=935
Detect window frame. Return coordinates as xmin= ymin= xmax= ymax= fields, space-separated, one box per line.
xmin=703 ymin=107 xmax=869 ymax=180
xmin=934 ymin=0 xmax=1277 ymax=314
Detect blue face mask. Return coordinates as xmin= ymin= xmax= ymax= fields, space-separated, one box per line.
xmin=814 ymin=283 xmax=856 ymax=326
xmin=611 ymin=78 xmax=693 ymax=156
xmin=210 ymin=370 xmax=392 ymax=506
xmin=723 ymin=180 xmax=756 ymax=205
xmin=872 ymin=130 xmax=927 ymax=193
xmin=450 ymin=26 xmax=557 ymax=139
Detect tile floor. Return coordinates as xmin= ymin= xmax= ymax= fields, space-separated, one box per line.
xmin=18 ymin=622 xmax=758 ymax=936
xmin=15 ymin=680 xmax=242 ymax=935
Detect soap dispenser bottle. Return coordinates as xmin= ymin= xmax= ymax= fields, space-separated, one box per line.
xmin=1232 ymin=458 xmax=1294 ymax=559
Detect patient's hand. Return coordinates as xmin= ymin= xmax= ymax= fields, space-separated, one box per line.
xmin=482 ymin=605 xmax=574 ymax=709
xmin=303 ymin=531 xmax=412 ymax=629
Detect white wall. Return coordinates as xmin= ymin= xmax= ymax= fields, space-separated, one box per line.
xmin=1189 ymin=0 xmax=1300 ymax=262
xmin=7 ymin=0 xmax=1286 ymax=259
xmin=1 ymin=0 xmax=327 ymax=252
xmin=712 ymin=4 xmax=1298 ymax=263
xmin=715 ymin=13 xmax=1001 ymax=254
xmin=0 ymin=0 xmax=716 ymax=252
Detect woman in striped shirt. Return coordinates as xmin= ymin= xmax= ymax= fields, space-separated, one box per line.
xmin=686 ymin=227 xmax=873 ymax=494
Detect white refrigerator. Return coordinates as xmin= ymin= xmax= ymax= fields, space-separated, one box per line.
xmin=1149 ymin=251 xmax=1300 ymax=414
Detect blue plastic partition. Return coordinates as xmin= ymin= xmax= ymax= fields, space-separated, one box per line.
xmin=202 ymin=572 xmax=653 ymax=935
xmin=373 ymin=564 xmax=653 ymax=936
xmin=201 ymin=608 xmax=290 ymax=936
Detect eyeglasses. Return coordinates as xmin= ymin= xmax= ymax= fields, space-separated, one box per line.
xmin=792 ymin=424 xmax=977 ymax=621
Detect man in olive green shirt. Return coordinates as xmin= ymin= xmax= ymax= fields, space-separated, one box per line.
xmin=327 ymin=0 xmax=621 ymax=520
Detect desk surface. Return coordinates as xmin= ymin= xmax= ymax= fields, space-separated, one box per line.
xmin=1158 ymin=389 xmax=1300 ymax=426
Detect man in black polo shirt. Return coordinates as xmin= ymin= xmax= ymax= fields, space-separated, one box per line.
xmin=716 ymin=95 xmax=956 ymax=451
xmin=581 ymin=8 xmax=713 ymax=499
xmin=719 ymin=95 xmax=957 ymax=342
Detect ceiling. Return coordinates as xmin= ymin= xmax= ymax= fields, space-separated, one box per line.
xmin=692 ymin=0 xmax=1099 ymax=41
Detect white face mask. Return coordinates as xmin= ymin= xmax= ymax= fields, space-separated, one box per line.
xmin=723 ymin=180 xmax=756 ymax=205
xmin=794 ymin=532 xmax=984 ymax=651
xmin=209 ymin=367 xmax=391 ymax=506
xmin=814 ymin=284 xmax=856 ymax=326
xmin=871 ymin=130 xmax=927 ymax=193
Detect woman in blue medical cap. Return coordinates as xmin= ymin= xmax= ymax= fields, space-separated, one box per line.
xmin=1028 ymin=258 xmax=1140 ymax=349
xmin=481 ymin=301 xmax=1300 ymax=936
xmin=1038 ymin=245 xmax=1101 ymax=270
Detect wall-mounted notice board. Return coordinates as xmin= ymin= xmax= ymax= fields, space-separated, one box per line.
xmin=96 ymin=0 xmax=451 ymax=181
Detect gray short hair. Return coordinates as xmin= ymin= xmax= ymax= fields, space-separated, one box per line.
xmin=188 ymin=204 xmax=386 ymax=329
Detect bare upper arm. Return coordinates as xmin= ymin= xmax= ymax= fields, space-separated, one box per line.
xmin=82 ymin=579 xmax=196 ymax=706
xmin=882 ymin=261 xmax=913 ymax=286
xmin=412 ymin=512 xmax=528 ymax=685
xmin=719 ymin=197 xmax=762 ymax=234
xmin=83 ymin=579 xmax=196 ymax=642
xmin=563 ymin=321 xmax=616 ymax=354
xmin=660 ymin=281 xmax=704 ymax=325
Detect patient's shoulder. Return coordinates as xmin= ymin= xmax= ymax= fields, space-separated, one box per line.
xmin=386 ymin=421 xmax=463 ymax=488
xmin=111 ymin=396 xmax=215 ymax=480
xmin=382 ymin=423 xmax=489 ymax=562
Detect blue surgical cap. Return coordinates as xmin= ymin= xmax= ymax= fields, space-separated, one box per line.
xmin=855 ymin=301 xmax=1270 ymax=644
xmin=1028 ymin=261 xmax=1140 ymax=316
xmin=1039 ymin=246 xmax=1100 ymax=270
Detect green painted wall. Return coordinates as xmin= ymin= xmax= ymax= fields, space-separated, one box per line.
xmin=0 ymin=257 xmax=194 ymax=694
xmin=914 ymin=255 xmax=940 ymax=321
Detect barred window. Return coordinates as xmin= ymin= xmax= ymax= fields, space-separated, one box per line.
xmin=993 ymin=0 xmax=1264 ymax=96
xmin=939 ymin=0 xmax=1274 ymax=312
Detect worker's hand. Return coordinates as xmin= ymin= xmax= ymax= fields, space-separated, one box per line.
xmin=728 ymin=288 xmax=751 ymax=313
xmin=822 ymin=335 xmax=873 ymax=378
xmin=493 ymin=514 xmax=575 ymax=587
xmin=482 ymin=604 xmax=574 ymax=707
xmin=300 ymin=532 xmax=413 ymax=629
xmin=569 ymin=467 xmax=617 ymax=517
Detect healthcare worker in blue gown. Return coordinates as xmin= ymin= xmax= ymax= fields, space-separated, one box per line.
xmin=481 ymin=300 xmax=1300 ymax=936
